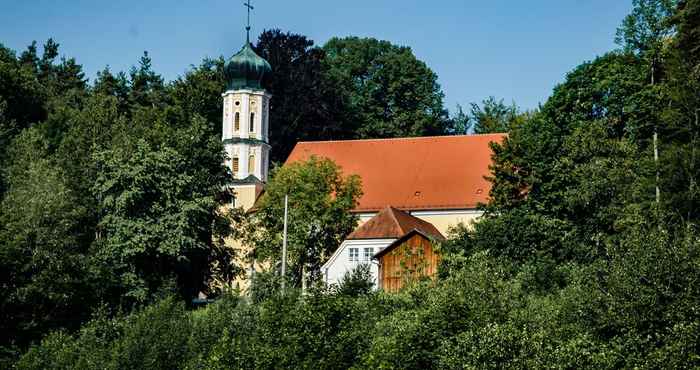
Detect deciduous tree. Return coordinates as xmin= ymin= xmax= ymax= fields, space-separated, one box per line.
xmin=243 ymin=157 xmax=361 ymax=286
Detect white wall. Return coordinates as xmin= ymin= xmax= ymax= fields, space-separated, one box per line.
xmin=322 ymin=239 xmax=395 ymax=288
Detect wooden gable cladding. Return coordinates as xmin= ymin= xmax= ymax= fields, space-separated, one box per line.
xmin=375 ymin=231 xmax=441 ymax=293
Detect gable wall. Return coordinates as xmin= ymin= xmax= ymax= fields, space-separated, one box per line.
xmin=322 ymin=239 xmax=395 ymax=287
xmin=378 ymin=233 xmax=441 ymax=293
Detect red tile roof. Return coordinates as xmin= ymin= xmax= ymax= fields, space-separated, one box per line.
xmin=347 ymin=206 xmax=445 ymax=240
xmin=285 ymin=134 xmax=505 ymax=212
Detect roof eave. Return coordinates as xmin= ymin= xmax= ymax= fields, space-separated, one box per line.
xmin=372 ymin=229 xmax=444 ymax=260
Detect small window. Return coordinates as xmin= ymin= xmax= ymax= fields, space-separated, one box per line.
xmin=235 ymin=101 xmax=240 ymax=106
xmin=348 ymin=247 xmax=359 ymax=262
xmin=232 ymin=157 xmax=239 ymax=174
xmin=249 ymin=154 xmax=255 ymax=173
xmin=363 ymin=247 xmax=373 ymax=261
xmin=249 ymin=112 xmax=255 ymax=132
xmin=234 ymin=112 xmax=240 ymax=131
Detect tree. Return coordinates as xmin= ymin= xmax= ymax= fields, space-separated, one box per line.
xmin=0 ymin=131 xmax=95 ymax=356
xmin=658 ymin=0 xmax=700 ymax=222
xmin=0 ymin=43 xmax=45 ymax=128
xmin=254 ymin=30 xmax=349 ymax=163
xmin=0 ymin=44 xmax=44 ymax=196
xmin=92 ymin=131 xmax=227 ymax=303
xmin=674 ymin=0 xmax=700 ymax=65
xmin=128 ymin=51 xmax=166 ymax=108
xmin=93 ymin=66 xmax=130 ymax=112
xmin=445 ymin=104 xmax=472 ymax=135
xmin=168 ymin=57 xmax=226 ymax=137
xmin=244 ymin=157 xmax=361 ymax=286
xmin=616 ymin=0 xmax=678 ymax=55
xmin=322 ymin=36 xmax=449 ymax=138
xmin=482 ymin=52 xmax=658 ymax=268
xmin=617 ymin=0 xmax=679 ymax=204
xmin=469 ymin=96 xmax=523 ymax=134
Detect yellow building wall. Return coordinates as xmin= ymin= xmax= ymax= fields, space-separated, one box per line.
xmin=357 ymin=209 xmax=483 ymax=236
xmin=223 ymin=184 xmax=265 ymax=293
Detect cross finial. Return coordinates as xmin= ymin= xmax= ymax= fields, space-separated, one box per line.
xmin=244 ymin=0 xmax=254 ymax=43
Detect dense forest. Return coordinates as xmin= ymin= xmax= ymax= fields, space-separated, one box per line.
xmin=2 ymin=0 xmax=699 ymax=368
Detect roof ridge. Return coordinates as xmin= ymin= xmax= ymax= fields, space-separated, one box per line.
xmin=295 ymin=133 xmax=507 ymax=145
xmin=394 ymin=208 xmax=446 ymax=240
xmin=385 ymin=206 xmax=405 ymax=235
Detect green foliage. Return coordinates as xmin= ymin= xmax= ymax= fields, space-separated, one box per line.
xmin=254 ymin=30 xmax=350 ymax=163
xmin=168 ymin=57 xmax=226 ymax=134
xmin=92 ymin=138 xmax=217 ymax=302
xmin=445 ymin=104 xmax=471 ymax=134
xmin=674 ymin=0 xmax=700 ymax=64
xmin=469 ymin=96 xmax=525 ymax=134
xmin=323 ymin=36 xmax=449 ymax=138
xmin=244 ymin=157 xmax=362 ymax=285
xmin=247 ymin=269 xmax=287 ymax=303
xmin=0 ymin=143 xmax=95 ymax=357
xmin=616 ymin=0 xmax=677 ymax=54
xmin=253 ymin=32 xmax=452 ymax=162
xmin=660 ymin=3 xmax=700 ymax=222
xmin=335 ymin=263 xmax=374 ymax=297
xmin=0 ymin=39 xmax=233 ymax=362
xmin=17 ymin=297 xmax=193 ymax=370
xmin=14 ymin=218 xmax=700 ymax=369
xmin=7 ymin=2 xmax=700 ymax=367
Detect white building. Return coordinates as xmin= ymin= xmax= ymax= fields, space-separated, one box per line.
xmin=321 ymin=206 xmax=445 ymax=287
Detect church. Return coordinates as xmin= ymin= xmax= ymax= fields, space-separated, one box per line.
xmin=221 ymin=20 xmax=505 ymax=290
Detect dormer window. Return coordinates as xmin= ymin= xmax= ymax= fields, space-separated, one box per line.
xmin=249 ymin=112 xmax=255 ymax=132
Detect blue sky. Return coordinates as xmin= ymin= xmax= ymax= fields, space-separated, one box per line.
xmin=1 ymin=0 xmax=631 ymax=112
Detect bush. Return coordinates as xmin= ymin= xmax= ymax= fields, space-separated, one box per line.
xmin=335 ymin=263 xmax=374 ymax=296
xmin=15 ymin=218 xmax=700 ymax=369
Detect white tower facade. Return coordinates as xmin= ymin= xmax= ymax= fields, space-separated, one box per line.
xmin=222 ymin=89 xmax=271 ymax=183
xmin=222 ymin=25 xmax=273 ymax=211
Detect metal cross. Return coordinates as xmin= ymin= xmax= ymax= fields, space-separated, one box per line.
xmin=244 ymin=0 xmax=254 ymax=40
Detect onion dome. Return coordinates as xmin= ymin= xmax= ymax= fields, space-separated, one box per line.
xmin=224 ymin=41 xmax=272 ymax=90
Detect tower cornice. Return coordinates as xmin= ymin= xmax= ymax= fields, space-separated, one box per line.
xmin=221 ymin=89 xmax=272 ymax=98
xmin=223 ymin=137 xmax=270 ymax=147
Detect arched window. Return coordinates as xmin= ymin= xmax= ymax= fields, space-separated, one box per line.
xmin=249 ymin=112 xmax=255 ymax=132
xmin=249 ymin=154 xmax=255 ymax=174
xmin=232 ymin=157 xmax=239 ymax=174
xmin=234 ymin=112 xmax=240 ymax=131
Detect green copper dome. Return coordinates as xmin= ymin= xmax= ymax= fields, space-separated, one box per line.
xmin=224 ymin=41 xmax=272 ymax=90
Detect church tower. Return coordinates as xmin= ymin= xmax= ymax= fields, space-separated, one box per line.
xmin=222 ymin=11 xmax=272 ymax=210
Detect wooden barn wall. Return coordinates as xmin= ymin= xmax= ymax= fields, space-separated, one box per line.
xmin=379 ymin=234 xmax=440 ymax=293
